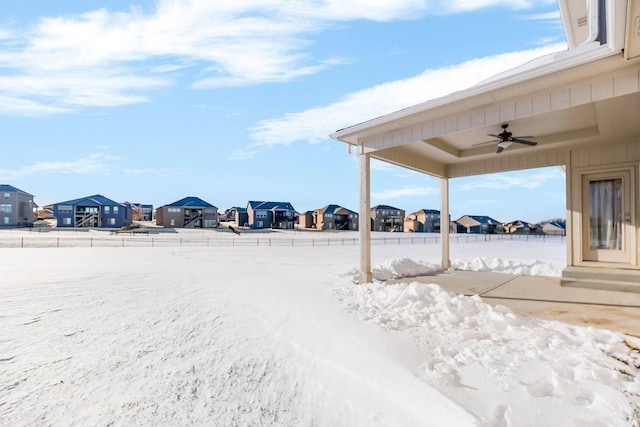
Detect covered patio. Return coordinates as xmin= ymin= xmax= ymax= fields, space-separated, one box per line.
xmin=332 ymin=0 xmax=640 ymax=291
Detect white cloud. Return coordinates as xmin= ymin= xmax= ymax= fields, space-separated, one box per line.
xmin=372 ymin=186 xmax=439 ymax=200
xmin=0 ymin=0 xmax=560 ymax=115
xmin=455 ymin=167 xmax=565 ymax=192
xmin=230 ymin=148 xmax=263 ymax=160
xmin=0 ymin=153 xmax=120 ymax=181
xmin=443 ymin=0 xmax=556 ymax=13
xmin=248 ymin=43 xmax=566 ymax=148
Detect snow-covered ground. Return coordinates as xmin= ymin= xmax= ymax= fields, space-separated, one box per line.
xmin=1 ymin=231 xmax=638 ymax=426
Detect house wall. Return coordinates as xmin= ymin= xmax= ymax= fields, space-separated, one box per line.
xmin=568 ymin=137 xmax=640 ymax=270
xmin=0 ymin=191 xmax=35 ymax=226
xmin=298 ymin=213 xmax=313 ymax=229
xmin=236 ymin=212 xmax=248 ymax=227
xmin=156 ymin=207 xmax=184 ymax=228
xmin=53 ymin=203 xmax=131 ymax=228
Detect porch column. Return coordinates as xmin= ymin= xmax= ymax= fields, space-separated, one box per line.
xmin=440 ymin=177 xmax=451 ymax=269
xmin=358 ymin=147 xmax=373 ymax=283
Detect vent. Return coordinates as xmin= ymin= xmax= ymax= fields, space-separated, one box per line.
xmin=577 ymin=15 xmax=588 ymax=27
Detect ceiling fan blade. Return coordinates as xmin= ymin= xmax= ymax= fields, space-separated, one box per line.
xmin=512 ymin=138 xmax=537 ymax=146
xmin=487 ymin=134 xmax=501 ymax=139
xmin=496 ymin=145 xmax=504 ymax=153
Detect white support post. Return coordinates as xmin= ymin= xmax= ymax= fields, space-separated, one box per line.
xmin=440 ymin=177 xmax=451 ymax=270
xmin=359 ymin=148 xmax=372 ymax=283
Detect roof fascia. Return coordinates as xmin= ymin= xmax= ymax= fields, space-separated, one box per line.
xmin=331 ymin=43 xmax=621 ymax=144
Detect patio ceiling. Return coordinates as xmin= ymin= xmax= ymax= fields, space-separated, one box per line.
xmin=333 ymin=49 xmax=640 ymax=179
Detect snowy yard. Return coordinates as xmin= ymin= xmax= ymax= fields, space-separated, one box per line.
xmin=1 ymin=231 xmax=639 ymax=426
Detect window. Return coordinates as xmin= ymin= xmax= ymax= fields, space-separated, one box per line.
xmin=256 ymin=220 xmax=263 ymax=228
xmin=3 ymin=217 xmax=9 ymax=224
xmin=113 ymin=206 xmax=119 ymax=214
xmin=168 ymin=207 xmax=180 ymax=214
xmin=256 ymin=210 xmax=267 ymax=218
xmin=3 ymin=193 xmax=9 ymax=199
xmin=204 ymin=208 xmax=215 ymax=214
xmin=58 ymin=205 xmax=72 ymax=213
xmin=324 ymin=213 xmax=333 ymax=218
xmin=63 ymin=218 xmax=71 ymax=225
xmin=170 ymin=219 xmax=175 ymax=226
xmin=108 ymin=218 xmax=116 ymax=225
xmin=0 ymin=204 xmax=11 ymax=213
xmin=204 ymin=219 xmax=217 ymax=227
xmin=104 ymin=206 xmax=110 ymax=214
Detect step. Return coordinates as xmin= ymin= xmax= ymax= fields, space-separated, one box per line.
xmin=561 ymin=266 xmax=640 ymax=294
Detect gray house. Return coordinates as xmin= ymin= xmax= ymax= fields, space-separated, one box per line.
xmin=156 ymin=196 xmax=218 ymax=228
xmin=0 ymin=185 xmax=36 ymax=227
xmin=246 ymin=201 xmax=296 ymax=229
xmin=371 ymin=205 xmax=405 ymax=232
xmin=52 ymin=194 xmax=132 ymax=228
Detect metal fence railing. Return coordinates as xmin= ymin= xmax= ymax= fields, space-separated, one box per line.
xmin=0 ymin=233 xmax=565 ymax=249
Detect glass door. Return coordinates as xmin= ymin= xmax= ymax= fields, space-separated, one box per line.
xmin=582 ymin=169 xmax=634 ymax=263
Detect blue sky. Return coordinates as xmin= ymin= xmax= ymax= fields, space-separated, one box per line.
xmin=0 ymin=0 xmax=567 ymax=223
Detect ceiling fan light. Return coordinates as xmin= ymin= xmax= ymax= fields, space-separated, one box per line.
xmin=498 ymin=140 xmax=513 ymax=149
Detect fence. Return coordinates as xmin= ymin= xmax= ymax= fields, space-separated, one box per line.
xmin=0 ymin=233 xmax=565 ymax=249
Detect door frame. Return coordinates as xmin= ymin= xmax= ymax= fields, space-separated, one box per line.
xmin=574 ymin=164 xmax=637 ymax=268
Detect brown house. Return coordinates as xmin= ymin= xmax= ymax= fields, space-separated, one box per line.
xmin=156 ymin=196 xmax=218 ymax=228
xmin=302 ymin=204 xmax=359 ymax=231
xmin=404 ymin=209 xmax=442 ymax=233
xmin=503 ymin=220 xmax=540 ymax=234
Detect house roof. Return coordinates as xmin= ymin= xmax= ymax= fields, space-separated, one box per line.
xmin=371 ymin=204 xmax=402 ymax=211
xmin=0 ymin=184 xmax=33 ymax=195
xmin=316 ymin=204 xmax=357 ymax=215
xmin=504 ymin=220 xmax=532 ymax=227
xmin=165 ymin=196 xmax=216 ymax=209
xmin=247 ymin=201 xmax=296 ymax=211
xmin=414 ymin=209 xmax=440 ymax=215
xmin=457 ymin=215 xmax=501 ymax=225
xmin=54 ymin=194 xmax=124 ymax=207
xmin=543 ymin=221 xmax=566 ymax=230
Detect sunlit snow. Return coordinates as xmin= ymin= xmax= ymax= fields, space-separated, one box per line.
xmin=1 ymin=230 xmax=638 ymax=426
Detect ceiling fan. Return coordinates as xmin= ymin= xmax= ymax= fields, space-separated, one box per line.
xmin=478 ymin=124 xmax=537 ymax=153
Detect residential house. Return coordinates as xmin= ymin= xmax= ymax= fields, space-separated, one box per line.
xmin=0 ymin=185 xmax=36 ymax=227
xmin=332 ymin=0 xmax=640 ymax=289
xmin=123 ymin=202 xmax=154 ymax=222
xmin=298 ymin=210 xmax=314 ymax=229
xmin=303 ymin=204 xmax=359 ymax=231
xmin=542 ymin=221 xmax=566 ymax=236
xmin=371 ymin=205 xmax=405 ymax=232
xmin=37 ymin=205 xmax=55 ymax=220
xmin=455 ymin=215 xmax=502 ymax=234
xmin=156 ymin=197 xmax=218 ymax=228
xmin=52 ymin=194 xmax=132 ymax=228
xmin=404 ymin=209 xmax=443 ymax=233
xmin=223 ymin=207 xmax=249 ymax=227
xmin=503 ymin=220 xmax=540 ymax=234
xmin=246 ymin=201 xmax=296 ymax=229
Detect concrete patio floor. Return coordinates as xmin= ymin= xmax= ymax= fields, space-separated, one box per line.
xmin=392 ymin=270 xmax=640 ymax=337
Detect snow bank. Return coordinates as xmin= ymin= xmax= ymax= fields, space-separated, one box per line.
xmin=453 ymin=256 xmax=562 ymax=277
xmin=333 ymin=280 xmax=640 ymax=425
